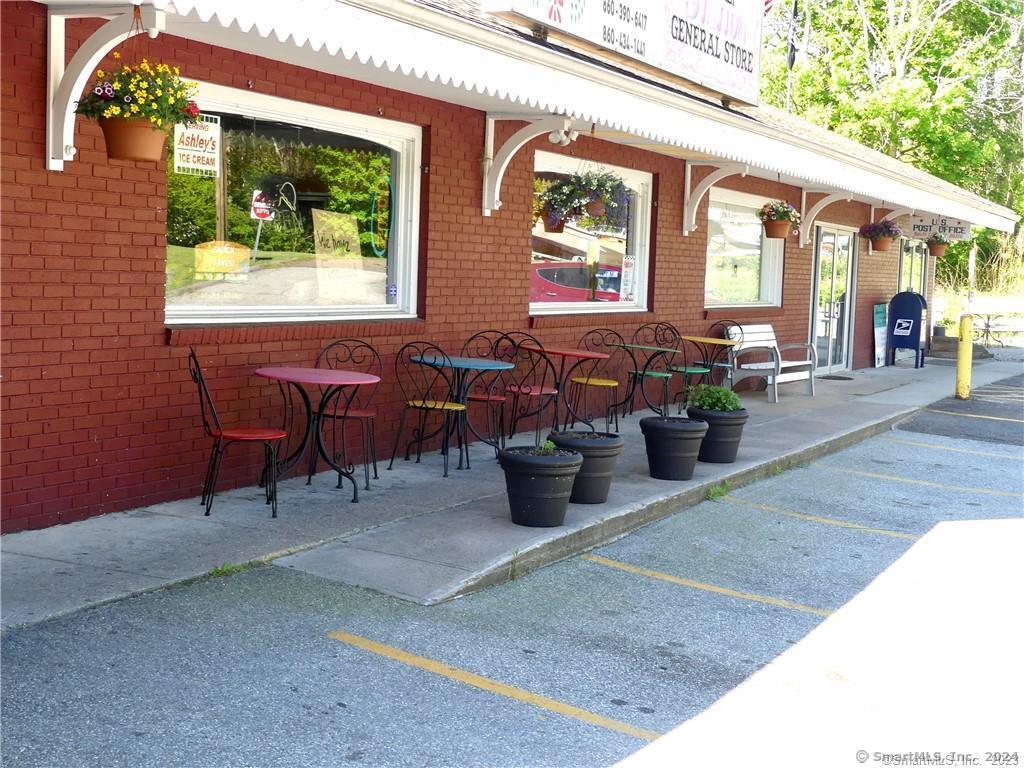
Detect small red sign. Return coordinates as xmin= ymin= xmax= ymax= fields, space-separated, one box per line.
xmin=250 ymin=190 xmax=275 ymax=221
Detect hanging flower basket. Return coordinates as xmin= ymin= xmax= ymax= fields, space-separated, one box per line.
xmin=859 ymin=220 xmax=903 ymax=252
xmin=926 ymin=233 xmax=951 ymax=257
xmin=75 ymin=51 xmax=199 ymax=163
xmin=758 ymin=201 xmax=800 ymax=239
xmin=98 ymin=117 xmax=167 ymax=162
xmin=538 ymin=170 xmax=630 ymax=231
xmin=541 ymin=204 xmax=565 ymax=233
xmin=762 ymin=219 xmax=792 ymax=238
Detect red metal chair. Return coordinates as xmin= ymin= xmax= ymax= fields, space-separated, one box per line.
xmin=188 ymin=347 xmax=288 ymax=517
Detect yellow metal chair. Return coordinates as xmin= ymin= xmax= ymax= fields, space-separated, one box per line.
xmin=387 ymin=341 xmax=466 ymax=478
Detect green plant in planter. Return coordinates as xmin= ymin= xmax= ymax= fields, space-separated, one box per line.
xmin=926 ymin=232 xmax=951 ymax=246
xmin=688 ymin=384 xmax=743 ymax=412
xmin=686 ymin=384 xmax=748 ymax=464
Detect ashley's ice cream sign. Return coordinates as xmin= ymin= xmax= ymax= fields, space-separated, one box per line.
xmin=487 ymin=0 xmax=763 ymax=104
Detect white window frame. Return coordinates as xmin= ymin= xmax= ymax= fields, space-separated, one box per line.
xmin=165 ymin=81 xmax=421 ymax=326
xmin=703 ymin=187 xmax=784 ymax=309
xmin=529 ymin=151 xmax=652 ymax=316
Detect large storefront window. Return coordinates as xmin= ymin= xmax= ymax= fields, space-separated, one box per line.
xmin=530 ymin=152 xmax=651 ymax=314
xmin=704 ymin=188 xmax=784 ymax=307
xmin=165 ymin=85 xmax=420 ymax=325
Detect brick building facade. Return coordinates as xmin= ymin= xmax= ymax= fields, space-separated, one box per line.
xmin=0 ymin=1 xmax=995 ymax=532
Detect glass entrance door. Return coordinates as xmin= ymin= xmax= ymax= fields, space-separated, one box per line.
xmin=812 ymin=227 xmax=855 ymax=373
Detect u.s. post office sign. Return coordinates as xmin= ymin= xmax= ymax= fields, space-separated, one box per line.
xmin=486 ymin=0 xmax=763 ymax=104
xmin=909 ymin=215 xmax=971 ymax=241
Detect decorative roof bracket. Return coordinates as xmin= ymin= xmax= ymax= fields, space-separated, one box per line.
xmin=682 ymin=162 xmax=748 ymax=235
xmin=799 ymin=191 xmax=853 ymax=246
xmin=481 ymin=114 xmax=576 ymax=216
xmin=47 ymin=5 xmax=165 ymax=171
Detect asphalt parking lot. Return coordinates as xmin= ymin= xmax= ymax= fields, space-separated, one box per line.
xmin=2 ymin=376 xmax=1022 ymax=768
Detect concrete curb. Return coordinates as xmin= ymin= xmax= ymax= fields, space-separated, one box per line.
xmin=436 ymin=407 xmax=917 ymax=603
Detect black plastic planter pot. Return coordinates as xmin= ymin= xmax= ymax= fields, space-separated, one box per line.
xmin=548 ymin=431 xmax=625 ymax=504
xmin=638 ymin=417 xmax=708 ymax=480
xmin=498 ymin=447 xmax=583 ymax=527
xmin=686 ymin=406 xmax=749 ymax=463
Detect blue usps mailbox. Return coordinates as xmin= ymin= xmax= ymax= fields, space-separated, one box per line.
xmin=887 ymin=291 xmax=928 ymax=368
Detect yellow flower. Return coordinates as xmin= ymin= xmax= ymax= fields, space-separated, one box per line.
xmin=112 ymin=51 xmax=121 ymax=60
xmin=96 ymin=69 xmax=105 ymax=78
xmin=149 ymin=116 xmax=157 ymax=123
xmin=156 ymin=118 xmax=162 ymax=126
xmin=130 ymin=103 xmax=139 ymax=113
xmin=150 ymin=102 xmax=157 ymax=109
xmin=173 ymin=66 xmax=180 ymax=75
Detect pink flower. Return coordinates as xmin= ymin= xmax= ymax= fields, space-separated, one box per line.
xmin=185 ymin=101 xmax=200 ymax=118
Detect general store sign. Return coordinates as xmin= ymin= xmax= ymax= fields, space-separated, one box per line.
xmin=486 ymin=0 xmax=763 ymax=104
xmin=909 ymin=215 xmax=971 ymax=241
xmin=173 ymin=114 xmax=220 ymax=177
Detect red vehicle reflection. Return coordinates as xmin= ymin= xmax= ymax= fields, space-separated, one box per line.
xmin=530 ymin=261 xmax=622 ymax=303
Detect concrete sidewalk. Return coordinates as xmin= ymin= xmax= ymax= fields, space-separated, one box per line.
xmin=2 ymin=358 xmax=1020 ymax=630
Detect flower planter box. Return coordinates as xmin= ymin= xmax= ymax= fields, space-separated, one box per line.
xmin=686 ymin=406 xmax=749 ymax=463
xmin=639 ymin=417 xmax=708 ymax=480
xmin=762 ymin=219 xmax=791 ymax=238
xmin=548 ymin=430 xmax=624 ymax=504
xmin=99 ymin=117 xmax=167 ymax=162
xmin=498 ymin=447 xmax=583 ymax=527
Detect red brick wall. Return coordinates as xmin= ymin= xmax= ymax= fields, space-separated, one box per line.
xmin=1 ymin=2 xmax=899 ymax=531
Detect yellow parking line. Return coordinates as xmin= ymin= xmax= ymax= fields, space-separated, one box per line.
xmin=826 ymin=467 xmax=1023 ymax=497
xmin=722 ymin=495 xmax=920 ymax=540
xmin=881 ymin=436 xmax=1021 ymax=460
xmin=925 ymin=408 xmax=1024 ymax=423
xmin=327 ymin=630 xmax=662 ymax=742
xmin=583 ymin=554 xmax=832 ymax=617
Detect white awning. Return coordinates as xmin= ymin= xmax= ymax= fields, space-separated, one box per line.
xmin=48 ymin=0 xmax=1018 ymax=232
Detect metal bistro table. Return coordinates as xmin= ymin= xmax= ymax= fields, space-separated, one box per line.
xmin=520 ymin=344 xmax=609 ymax=431
xmin=255 ymin=367 xmax=381 ymax=502
xmin=680 ymin=335 xmax=739 ymax=387
xmin=616 ymin=342 xmax=680 ymax=415
xmin=411 ymin=355 xmax=514 ymax=468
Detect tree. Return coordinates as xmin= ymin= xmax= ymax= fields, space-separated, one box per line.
xmin=760 ymin=0 xmax=1024 ymax=288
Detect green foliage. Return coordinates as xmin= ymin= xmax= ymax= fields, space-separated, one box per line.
xmin=690 ymin=384 xmax=743 ymax=412
xmin=166 ymin=173 xmax=216 ymax=246
xmin=207 ymin=562 xmax=247 ymax=578
xmin=760 ymin=0 xmax=1023 ymax=286
xmin=192 ymin=131 xmax=393 ymax=258
xmin=536 ymin=439 xmax=558 ymax=455
xmin=707 ymin=480 xmax=731 ymax=500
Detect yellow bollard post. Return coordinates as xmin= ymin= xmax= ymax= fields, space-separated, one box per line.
xmin=956 ymin=314 xmax=973 ymax=400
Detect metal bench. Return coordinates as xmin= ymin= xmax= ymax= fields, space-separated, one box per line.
xmin=726 ymin=324 xmax=817 ymax=404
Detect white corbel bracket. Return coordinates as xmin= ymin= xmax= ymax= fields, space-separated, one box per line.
xmin=682 ymin=163 xmax=748 ymax=235
xmin=47 ymin=6 xmax=165 ymax=171
xmin=799 ymin=191 xmax=853 ymax=246
xmin=482 ymin=115 xmax=576 ymax=216
xmin=883 ymin=208 xmax=915 ymax=221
